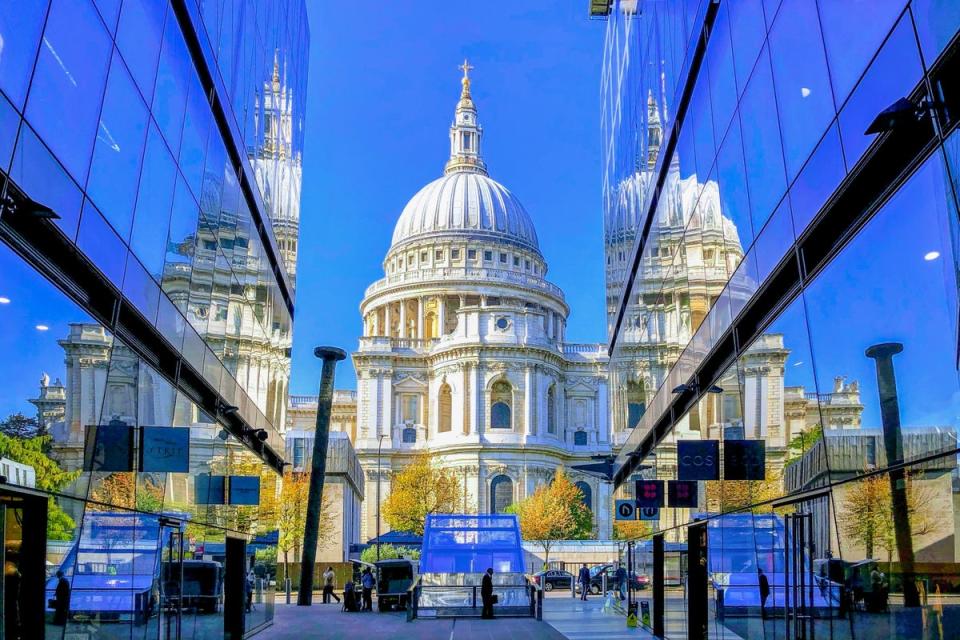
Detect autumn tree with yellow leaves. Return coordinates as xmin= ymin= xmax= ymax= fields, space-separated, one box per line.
xmin=509 ymin=469 xmax=593 ymax=566
xmin=277 ymin=471 xmax=335 ymax=579
xmin=381 ymin=453 xmax=467 ymax=536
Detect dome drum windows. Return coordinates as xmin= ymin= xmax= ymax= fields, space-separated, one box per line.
xmin=490 ymin=380 xmax=512 ymax=429
xmin=490 ymin=474 xmax=513 ymax=514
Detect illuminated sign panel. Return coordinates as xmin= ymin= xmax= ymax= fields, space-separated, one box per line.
xmin=677 ymin=440 xmax=720 ymax=481
xmin=668 ymin=480 xmax=699 ymax=508
xmin=724 ymin=440 xmax=766 ymax=480
xmin=635 ymin=480 xmax=664 ymax=508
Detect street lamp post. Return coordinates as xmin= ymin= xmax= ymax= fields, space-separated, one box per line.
xmin=376 ymin=433 xmax=388 ymax=561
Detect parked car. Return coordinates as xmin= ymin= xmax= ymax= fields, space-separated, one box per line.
xmin=578 ymin=565 xmax=648 ymax=594
xmin=533 ymin=569 xmax=574 ymax=592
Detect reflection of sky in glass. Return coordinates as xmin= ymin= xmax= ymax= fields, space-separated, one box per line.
xmin=803 ymin=155 xmax=959 ymax=430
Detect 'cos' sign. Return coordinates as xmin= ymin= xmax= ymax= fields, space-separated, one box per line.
xmin=677 ymin=440 xmax=720 ymax=481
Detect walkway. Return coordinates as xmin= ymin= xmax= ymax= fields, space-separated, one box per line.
xmin=265 ymin=602 xmax=566 ymax=640
xmin=541 ymin=593 xmax=655 ymax=640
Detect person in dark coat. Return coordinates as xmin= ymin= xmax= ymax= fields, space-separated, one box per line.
xmin=53 ymin=571 xmax=70 ymax=625
xmin=615 ymin=563 xmax=627 ymax=601
xmin=343 ymin=580 xmax=359 ymax=612
xmin=758 ymin=568 xmax=770 ymax=619
xmin=481 ymin=567 xmax=495 ymax=619
xmin=360 ymin=567 xmax=376 ymax=611
xmin=578 ymin=564 xmax=591 ymax=600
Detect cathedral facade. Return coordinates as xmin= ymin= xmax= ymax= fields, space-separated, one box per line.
xmin=350 ymin=67 xmax=613 ymax=540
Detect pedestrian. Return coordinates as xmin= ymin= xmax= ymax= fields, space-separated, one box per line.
xmin=758 ymin=568 xmax=770 ymax=619
xmin=322 ymin=566 xmax=341 ymax=604
xmin=481 ymin=567 xmax=495 ymax=619
xmin=344 ymin=580 xmax=359 ymax=612
xmin=245 ymin=569 xmax=254 ymax=613
xmin=53 ymin=570 xmax=70 ymax=626
xmin=360 ymin=567 xmax=376 ymax=611
xmin=578 ymin=563 xmax=591 ymax=601
xmin=615 ymin=563 xmax=627 ymax=601
xmin=4 ymin=562 xmax=20 ymax=639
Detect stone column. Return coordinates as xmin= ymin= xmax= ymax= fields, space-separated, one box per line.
xmin=468 ymin=364 xmax=480 ymax=435
xmin=399 ymin=299 xmax=407 ymax=339
xmin=524 ymin=366 xmax=534 ymax=437
xmin=597 ymin=379 xmax=609 ymax=444
xmin=374 ymin=308 xmax=381 ymax=336
xmin=463 ymin=363 xmax=472 ymax=435
xmin=438 ymin=296 xmax=446 ymax=336
xmin=417 ymin=297 xmax=424 ymax=340
xmin=384 ymin=304 xmax=392 ymax=338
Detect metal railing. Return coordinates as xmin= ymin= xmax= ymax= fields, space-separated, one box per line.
xmin=409 ymin=578 xmax=539 ymax=619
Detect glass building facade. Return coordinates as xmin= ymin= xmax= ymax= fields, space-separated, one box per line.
xmin=602 ymin=0 xmax=960 ymax=638
xmin=0 ymin=0 xmax=308 ymax=638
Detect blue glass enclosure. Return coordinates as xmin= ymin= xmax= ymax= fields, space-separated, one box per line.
xmin=420 ymin=514 xmax=525 ymax=574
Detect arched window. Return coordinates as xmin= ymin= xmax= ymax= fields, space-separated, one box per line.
xmin=490 ymin=475 xmax=513 ymax=513
xmin=575 ymin=481 xmax=592 ymax=512
xmin=627 ymin=380 xmax=646 ymax=430
xmin=491 ymin=380 xmax=512 ymax=429
xmin=438 ymin=383 xmax=452 ymax=433
xmin=546 ymin=384 xmax=557 ymax=434
xmin=574 ymin=430 xmax=588 ymax=446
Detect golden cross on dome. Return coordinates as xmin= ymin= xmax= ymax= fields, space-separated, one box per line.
xmin=459 ymin=59 xmax=474 ymax=79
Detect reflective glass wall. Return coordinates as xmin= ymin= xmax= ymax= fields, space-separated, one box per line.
xmin=603 ymin=0 xmax=960 ymax=637
xmin=0 ymin=0 xmax=307 ymax=637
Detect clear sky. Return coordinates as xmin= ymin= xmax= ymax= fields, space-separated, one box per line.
xmin=289 ymin=2 xmax=608 ymax=394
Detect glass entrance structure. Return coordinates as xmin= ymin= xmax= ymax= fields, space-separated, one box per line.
xmin=601 ymin=0 xmax=960 ymax=638
xmin=417 ymin=514 xmax=531 ymax=616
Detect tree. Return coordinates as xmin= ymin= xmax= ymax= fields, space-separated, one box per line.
xmin=90 ymin=473 xmax=165 ymax=512
xmin=838 ymin=470 xmax=943 ymax=563
xmin=0 ymin=433 xmax=80 ymax=540
xmin=704 ymin=474 xmax=783 ymax=513
xmin=0 ymin=413 xmax=40 ymax=439
xmin=784 ymin=424 xmax=824 ymax=466
xmin=613 ymin=520 xmax=653 ymax=541
xmin=509 ymin=469 xmax=593 ymax=566
xmin=360 ymin=543 xmax=420 ymax=565
xmin=276 ymin=471 xmax=335 ymax=581
xmin=381 ymin=453 xmax=466 ymax=536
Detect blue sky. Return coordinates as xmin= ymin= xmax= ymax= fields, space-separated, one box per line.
xmin=289 ymin=2 xmax=608 ymax=394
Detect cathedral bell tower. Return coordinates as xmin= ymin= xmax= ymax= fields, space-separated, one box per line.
xmin=444 ymin=60 xmax=487 ymax=176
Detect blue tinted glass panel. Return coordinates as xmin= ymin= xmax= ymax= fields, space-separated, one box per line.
xmin=130 ymin=125 xmax=176 ymax=278
xmin=0 ymin=93 xmax=20 ymax=172
xmin=77 ymin=199 xmax=126 ymax=288
xmin=818 ymin=1 xmax=908 ymax=106
xmin=706 ymin=3 xmax=738 ymax=142
xmin=155 ymin=294 xmax=185 ymax=350
xmin=27 ymin=0 xmax=111 ymax=183
xmin=728 ymin=0 xmax=768 ymax=94
xmin=115 ymin=0 xmax=165 ymax=104
xmin=87 ymin=51 xmax=149 ymax=240
xmin=912 ymin=0 xmax=960 ymax=67
xmin=122 ymin=252 xmax=160 ymax=323
xmin=716 ymin=117 xmax=755 ymax=252
xmin=738 ymin=46 xmax=787 ymax=233
xmin=93 ymin=0 xmax=121 ymax=34
xmin=9 ymin=125 xmax=82 ymax=240
xmin=754 ymin=198 xmax=795 ymax=282
xmin=839 ymin=15 xmax=924 ymax=168
xmin=153 ymin=13 xmax=191 ymax=154
xmin=0 ymin=0 xmax=48 ymax=108
xmin=790 ymin=124 xmax=845 ymax=235
xmin=768 ymin=0 xmax=836 ymax=180
xmin=162 ymin=177 xmax=198 ymax=301
xmin=179 ymin=74 xmax=211 ymax=199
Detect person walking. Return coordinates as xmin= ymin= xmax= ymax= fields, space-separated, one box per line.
xmin=53 ymin=570 xmax=70 ymax=626
xmin=322 ymin=567 xmax=341 ymax=604
xmin=578 ymin=564 xmax=591 ymax=601
xmin=615 ymin=563 xmax=627 ymax=601
xmin=758 ymin=568 xmax=770 ymax=619
xmin=360 ymin=567 xmax=376 ymax=611
xmin=481 ymin=567 xmax=495 ymax=619
xmin=245 ymin=569 xmax=254 ymax=613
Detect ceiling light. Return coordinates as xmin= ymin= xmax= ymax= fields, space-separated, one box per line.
xmin=0 ymin=297 xmax=9 ymax=304
xmin=924 ymin=251 xmax=940 ymax=261
xmin=35 ymin=324 xmax=49 ymax=331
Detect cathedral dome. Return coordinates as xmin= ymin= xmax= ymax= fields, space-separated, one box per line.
xmin=391 ymin=171 xmax=539 ymax=252
xmin=389 ymin=60 xmax=540 ymax=255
